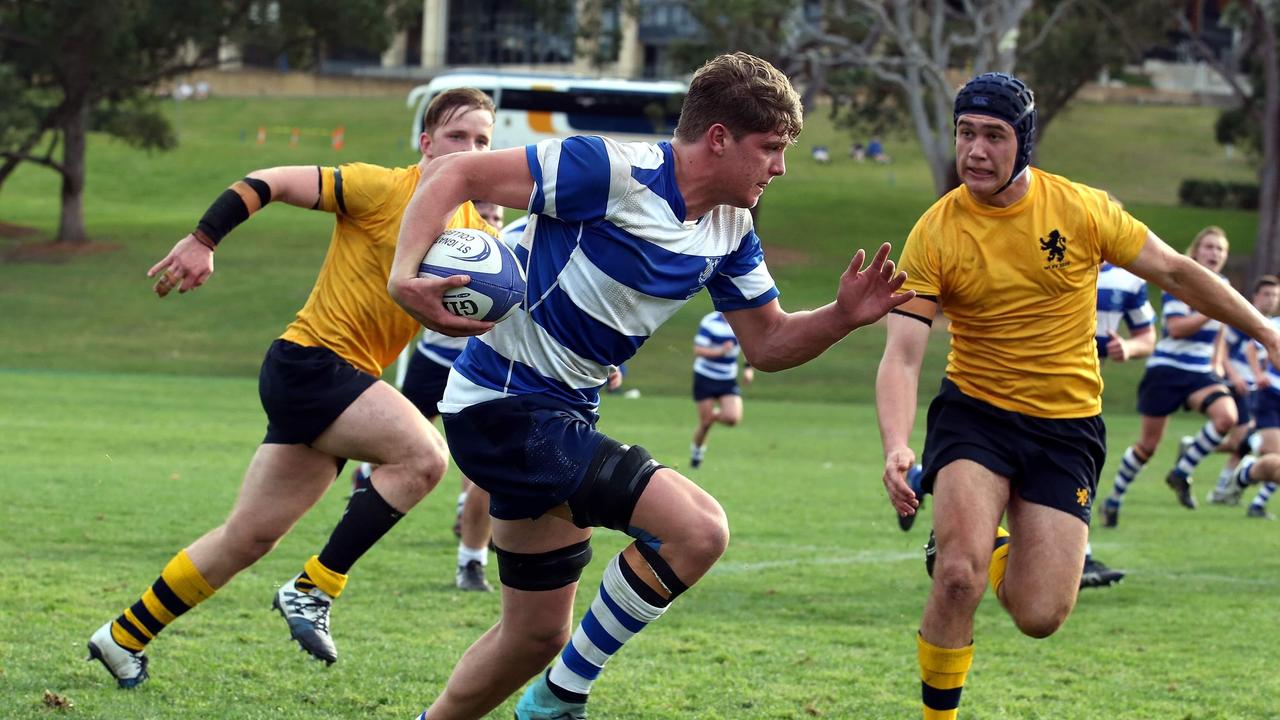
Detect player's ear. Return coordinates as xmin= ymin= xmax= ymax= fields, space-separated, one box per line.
xmin=419 ymin=132 xmax=432 ymax=158
xmin=707 ymin=124 xmax=730 ymax=156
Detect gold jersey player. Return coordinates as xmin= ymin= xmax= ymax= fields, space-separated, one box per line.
xmin=86 ymin=88 xmax=497 ymax=688
xmin=875 ymin=72 xmax=1280 ymax=720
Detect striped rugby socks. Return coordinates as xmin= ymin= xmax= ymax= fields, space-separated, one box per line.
xmin=110 ymin=549 xmax=215 ymax=652
xmin=918 ymin=633 xmax=973 ymax=720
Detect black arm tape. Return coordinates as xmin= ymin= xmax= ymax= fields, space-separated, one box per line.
xmin=1198 ymin=389 xmax=1233 ymax=415
xmin=493 ymin=539 xmax=593 ymax=591
xmin=631 ymin=540 xmax=689 ymax=601
xmin=568 ymin=438 xmax=663 ymax=531
xmin=195 ymin=177 xmax=272 ymax=245
xmin=890 ymin=308 xmax=933 ymax=327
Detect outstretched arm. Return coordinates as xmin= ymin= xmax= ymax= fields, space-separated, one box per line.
xmin=1124 ymin=231 xmax=1280 ymax=360
xmin=723 ymin=243 xmax=913 ymax=372
xmin=389 ymin=148 xmax=533 ymax=335
xmin=876 ymin=296 xmax=936 ymax=517
xmin=147 ymin=166 xmax=323 ymax=297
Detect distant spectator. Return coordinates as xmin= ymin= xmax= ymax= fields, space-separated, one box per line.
xmin=812 ymin=145 xmax=831 ymax=164
xmin=850 ymin=142 xmax=866 ymax=162
xmin=195 ymin=81 xmax=210 ymax=100
xmin=867 ymin=137 xmax=892 ymax=164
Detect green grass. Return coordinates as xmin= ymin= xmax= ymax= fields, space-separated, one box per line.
xmin=0 ymin=94 xmax=1274 ymax=718
xmin=2 ymin=369 xmax=1278 ymax=719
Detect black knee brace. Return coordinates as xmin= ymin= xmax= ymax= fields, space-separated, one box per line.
xmin=1199 ymin=389 xmax=1233 ymax=415
xmin=568 ymin=438 xmax=664 ymax=531
xmin=493 ymin=539 xmax=593 ymax=592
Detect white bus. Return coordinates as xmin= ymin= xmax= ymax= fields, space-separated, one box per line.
xmin=407 ymin=71 xmax=686 ymax=149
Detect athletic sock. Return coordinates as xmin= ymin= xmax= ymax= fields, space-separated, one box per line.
xmin=457 ymin=543 xmax=487 ymax=567
xmin=1234 ymin=457 xmax=1257 ymax=489
xmin=1215 ymin=464 xmax=1235 ymax=492
xmin=110 ymin=549 xmax=215 ymax=652
xmin=1175 ymin=421 xmax=1226 ymax=478
xmin=298 ymin=482 xmax=403 ymax=597
xmin=545 ymin=548 xmax=682 ymax=702
xmin=690 ymin=444 xmax=705 ymax=461
xmin=1252 ymin=482 xmax=1277 ymax=509
xmin=918 ymin=633 xmax=973 ymax=720
xmin=1110 ymin=446 xmax=1149 ymax=502
xmin=988 ymin=527 xmax=1010 ymax=597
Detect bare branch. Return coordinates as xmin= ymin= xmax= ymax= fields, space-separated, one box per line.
xmin=1178 ymin=12 xmax=1257 ymax=115
xmin=1019 ymin=0 xmax=1083 ymax=55
xmin=0 ymin=151 xmax=68 ymax=176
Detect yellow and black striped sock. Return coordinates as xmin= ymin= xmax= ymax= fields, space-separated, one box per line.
xmin=293 ymin=555 xmax=348 ymax=598
xmin=918 ymin=633 xmax=974 ymax=720
xmin=110 ymin=549 xmax=215 ymax=652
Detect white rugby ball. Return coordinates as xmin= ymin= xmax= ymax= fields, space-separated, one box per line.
xmin=418 ymin=228 xmax=527 ymax=322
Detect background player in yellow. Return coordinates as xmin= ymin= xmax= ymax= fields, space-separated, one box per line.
xmin=875 ymin=72 xmax=1280 ymax=720
xmin=86 ymin=88 xmax=497 ymax=688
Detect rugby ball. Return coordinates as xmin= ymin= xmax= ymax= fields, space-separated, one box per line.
xmin=418 ymin=228 xmax=527 ymax=322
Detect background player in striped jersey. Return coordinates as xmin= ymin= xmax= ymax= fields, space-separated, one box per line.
xmin=1082 ymin=260 xmax=1158 ymax=588
xmin=389 ymin=52 xmax=911 ymax=720
xmin=1103 ymin=226 xmax=1235 ymax=525
xmin=689 ymin=310 xmax=753 ymax=468
xmin=1221 ymin=310 xmax=1280 ymax=519
xmin=1204 ymin=276 xmax=1279 ymax=504
xmin=86 ymin=88 xmax=497 ymax=687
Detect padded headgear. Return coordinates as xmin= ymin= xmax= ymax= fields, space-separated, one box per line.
xmin=953 ymin=72 xmax=1036 ymax=195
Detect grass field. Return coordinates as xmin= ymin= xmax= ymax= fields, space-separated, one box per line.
xmin=1 ymin=93 xmax=1278 ymax=718
xmin=2 ymin=370 xmax=1278 ymax=719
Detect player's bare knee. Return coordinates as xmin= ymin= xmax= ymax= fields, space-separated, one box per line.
xmin=719 ymin=413 xmax=740 ymax=427
xmin=931 ymin=559 xmax=986 ymax=607
xmin=401 ymin=445 xmax=449 ymax=497
xmin=1012 ymin=604 xmax=1071 ymax=639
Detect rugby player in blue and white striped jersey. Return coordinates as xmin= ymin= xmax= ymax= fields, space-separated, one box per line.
xmin=689 ymin=310 xmax=753 ymax=468
xmin=1104 ymin=227 xmax=1236 ymax=525
xmin=389 ymin=52 xmax=912 ymax=720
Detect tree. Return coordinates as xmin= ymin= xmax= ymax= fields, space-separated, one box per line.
xmin=1189 ymin=0 xmax=1280 ymax=280
xmin=0 ymin=0 xmax=412 ymax=244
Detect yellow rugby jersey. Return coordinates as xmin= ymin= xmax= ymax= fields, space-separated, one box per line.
xmin=899 ymin=167 xmax=1148 ymax=418
xmin=279 ymin=162 xmax=495 ymax=377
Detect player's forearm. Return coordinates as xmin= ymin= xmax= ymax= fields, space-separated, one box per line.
xmin=876 ymin=357 xmax=921 ymax=455
xmin=1169 ymin=259 xmax=1272 ymax=342
xmin=1127 ymin=329 xmax=1155 ymax=360
xmin=741 ymin=303 xmax=851 ymax=372
xmin=389 ymin=158 xmax=468 ymax=297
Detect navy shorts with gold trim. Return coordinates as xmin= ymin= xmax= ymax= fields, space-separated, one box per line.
xmin=258 ymin=339 xmax=377 ymax=445
xmin=443 ymin=393 xmax=607 ymax=521
xmin=919 ymin=378 xmax=1106 ymax=524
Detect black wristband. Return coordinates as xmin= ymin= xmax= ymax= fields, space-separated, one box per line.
xmin=194 ymin=177 xmax=273 ymax=246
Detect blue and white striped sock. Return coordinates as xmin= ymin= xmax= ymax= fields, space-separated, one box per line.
xmin=546 ymin=553 xmax=670 ymax=700
xmin=1110 ymin=446 xmax=1148 ymax=501
xmin=1252 ymin=482 xmax=1278 ymax=509
xmin=1175 ymin=422 xmax=1225 ymax=478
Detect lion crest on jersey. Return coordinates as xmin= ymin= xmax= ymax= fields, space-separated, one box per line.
xmin=1040 ymin=229 xmax=1067 ymax=264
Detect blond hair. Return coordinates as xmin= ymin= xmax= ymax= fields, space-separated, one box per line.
xmin=675 ymin=52 xmax=803 ymax=143
xmin=1186 ymin=225 xmax=1228 ymax=257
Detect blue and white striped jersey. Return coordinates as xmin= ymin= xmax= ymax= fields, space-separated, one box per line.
xmin=1263 ymin=317 xmax=1280 ymax=389
xmin=693 ymin=311 xmax=740 ymax=381
xmin=1226 ymin=324 xmax=1266 ymax=387
xmin=441 ymin=136 xmax=779 ymax=412
xmin=1146 ymin=276 xmax=1228 ymax=373
xmin=415 ymin=227 xmax=528 ymax=368
xmin=1096 ymin=263 xmax=1154 ymax=358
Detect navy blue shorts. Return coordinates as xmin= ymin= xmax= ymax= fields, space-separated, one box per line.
xmin=258 ymin=339 xmax=376 ymax=446
xmin=1233 ymin=387 xmax=1254 ymax=425
xmin=1136 ymin=365 xmax=1226 ymax=417
xmin=692 ymin=373 xmax=740 ymax=401
xmin=1253 ymin=389 xmax=1280 ymax=429
xmin=442 ymin=393 xmax=608 ymax=521
xmin=920 ymin=379 xmax=1106 ymax=524
xmin=400 ymin=350 xmax=450 ymax=419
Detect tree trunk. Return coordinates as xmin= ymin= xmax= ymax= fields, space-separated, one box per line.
xmin=55 ymin=101 xmax=89 ymax=244
xmin=1250 ymin=1 xmax=1279 ymax=283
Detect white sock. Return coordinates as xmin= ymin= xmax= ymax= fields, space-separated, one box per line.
xmin=457 ymin=544 xmax=487 ymax=567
